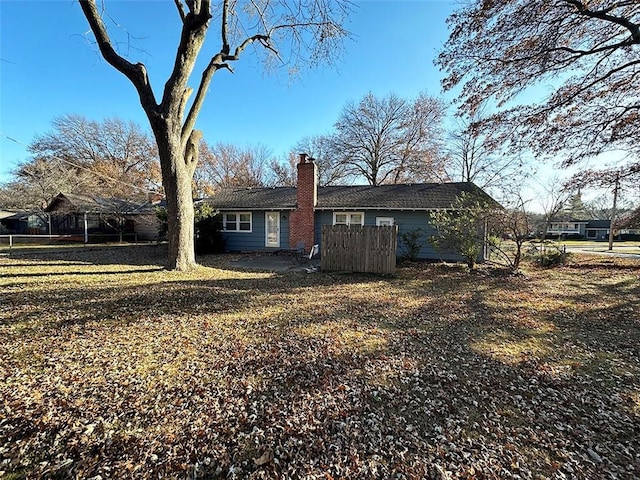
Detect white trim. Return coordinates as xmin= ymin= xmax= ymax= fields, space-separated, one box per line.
xmin=376 ymin=216 xmax=394 ymax=226
xmin=333 ymin=211 xmax=364 ymax=226
xmin=223 ymin=212 xmax=252 ymax=232
xmin=265 ymin=211 xmax=280 ymax=248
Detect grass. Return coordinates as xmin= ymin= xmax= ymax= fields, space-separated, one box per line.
xmin=1 ymin=245 xmax=639 ymax=479
xmin=543 ymin=239 xmax=640 ymax=255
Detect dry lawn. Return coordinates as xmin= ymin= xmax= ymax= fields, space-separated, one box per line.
xmin=1 ymin=246 xmax=639 ymax=479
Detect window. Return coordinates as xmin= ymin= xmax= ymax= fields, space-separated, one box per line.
xmin=333 ymin=212 xmax=364 ymax=226
xmin=376 ymin=217 xmax=394 ymax=226
xmin=223 ymin=212 xmax=252 ymax=232
xmin=87 ymin=216 xmax=100 ymax=229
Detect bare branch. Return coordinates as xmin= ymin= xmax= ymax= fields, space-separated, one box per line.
xmin=78 ymin=0 xmax=157 ymax=112
xmin=173 ymin=0 xmax=187 ymax=22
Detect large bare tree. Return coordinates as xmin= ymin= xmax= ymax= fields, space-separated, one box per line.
xmin=29 ymin=114 xmax=162 ymax=202
xmin=292 ymin=135 xmax=350 ymax=186
xmin=328 ymin=92 xmax=446 ymax=186
xmin=438 ymin=1 xmax=640 ymax=171
xmin=0 ymin=115 xmax=161 ymax=212
xmin=194 ymin=142 xmax=273 ymax=195
xmin=445 ymin=104 xmax=524 ymax=192
xmin=78 ymin=0 xmax=351 ymax=270
xmin=0 ymin=157 xmax=94 ymax=211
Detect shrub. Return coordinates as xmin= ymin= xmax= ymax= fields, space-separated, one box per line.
xmin=527 ymin=242 xmax=570 ymax=267
xmin=564 ymin=233 xmax=584 ymax=240
xmin=429 ymin=192 xmax=494 ymax=270
xmin=155 ymin=204 xmax=225 ymax=254
xmin=399 ymin=228 xmax=424 ymax=261
xmin=195 ymin=203 xmax=225 ymax=254
xmin=155 ymin=207 xmax=168 ymax=241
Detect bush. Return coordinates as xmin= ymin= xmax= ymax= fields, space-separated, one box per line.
xmin=155 ymin=207 xmax=168 ymax=241
xmin=155 ymin=204 xmax=225 ymax=254
xmin=428 ymin=192 xmax=492 ymax=271
xmin=195 ymin=204 xmax=225 ymax=255
xmin=528 ymin=242 xmax=570 ymax=267
xmin=399 ymin=228 xmax=424 ymax=261
xmin=620 ymin=233 xmax=640 ymax=241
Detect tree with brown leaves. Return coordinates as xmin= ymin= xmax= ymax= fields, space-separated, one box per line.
xmin=438 ymin=1 xmax=640 ymax=171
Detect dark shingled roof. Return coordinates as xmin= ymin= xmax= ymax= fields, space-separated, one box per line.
xmin=316 ymin=183 xmax=494 ymax=210
xmin=205 ymin=182 xmax=497 ymax=211
xmin=45 ymin=193 xmax=155 ymax=214
xmin=204 ymin=187 xmax=298 ymax=210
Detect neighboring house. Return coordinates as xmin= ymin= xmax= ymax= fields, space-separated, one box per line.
xmin=202 ymin=154 xmax=497 ymax=261
xmin=0 ymin=210 xmax=47 ymax=234
xmin=584 ymin=220 xmax=612 ymax=241
xmin=44 ymin=193 xmax=160 ymax=241
xmin=547 ymin=219 xmax=640 ymax=240
xmin=546 ymin=220 xmax=588 ymax=238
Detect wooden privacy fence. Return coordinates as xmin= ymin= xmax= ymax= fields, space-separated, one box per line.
xmin=321 ymin=225 xmax=398 ymax=274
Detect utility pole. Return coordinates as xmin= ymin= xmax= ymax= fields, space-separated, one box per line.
xmin=608 ymin=171 xmax=620 ymax=251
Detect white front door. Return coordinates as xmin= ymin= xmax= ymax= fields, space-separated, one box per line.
xmin=265 ymin=212 xmax=280 ymax=248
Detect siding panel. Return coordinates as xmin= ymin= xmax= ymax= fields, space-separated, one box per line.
xmin=316 ymin=210 xmax=462 ymax=261
xmin=222 ymin=211 xmax=290 ymax=252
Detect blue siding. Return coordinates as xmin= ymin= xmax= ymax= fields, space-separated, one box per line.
xmin=279 ymin=213 xmax=291 ymax=248
xmin=222 ymin=209 xmax=478 ymax=262
xmin=222 ymin=211 xmax=290 ymax=252
xmin=315 ymin=210 xmax=463 ymax=261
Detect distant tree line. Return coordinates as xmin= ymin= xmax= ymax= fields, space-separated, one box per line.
xmin=1 ymin=90 xmax=528 ymax=212
xmin=2 ymin=98 xmax=634 ymax=238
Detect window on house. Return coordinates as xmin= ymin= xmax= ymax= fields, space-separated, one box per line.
xmin=376 ymin=217 xmax=394 ymax=226
xmin=333 ymin=212 xmax=364 ymax=226
xmin=223 ymin=212 xmax=252 ymax=232
xmin=587 ymin=230 xmax=596 ymax=238
xmin=87 ymin=216 xmax=100 ymax=229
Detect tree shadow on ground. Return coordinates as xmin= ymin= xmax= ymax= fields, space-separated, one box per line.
xmin=3 ymin=243 xmax=168 ymax=266
xmin=1 ymin=255 xmax=639 ymax=479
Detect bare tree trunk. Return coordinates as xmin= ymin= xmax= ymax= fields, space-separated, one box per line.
xmin=163 ymin=168 xmax=196 ymax=270
xmin=154 ymin=124 xmax=197 ymax=270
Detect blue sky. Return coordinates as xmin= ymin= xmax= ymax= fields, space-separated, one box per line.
xmin=0 ymin=0 xmax=455 ymax=183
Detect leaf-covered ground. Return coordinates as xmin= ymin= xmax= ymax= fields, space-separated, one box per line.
xmin=1 ymin=246 xmax=639 ymax=479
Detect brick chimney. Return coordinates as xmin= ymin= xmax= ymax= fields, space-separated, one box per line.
xmin=289 ymin=153 xmax=317 ymax=250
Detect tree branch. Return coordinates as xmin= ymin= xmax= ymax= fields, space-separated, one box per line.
xmin=221 ymin=0 xmax=230 ymax=55
xmin=160 ymin=0 xmax=212 ymax=116
xmin=181 ymin=54 xmax=229 ymax=144
xmin=184 ymin=129 xmax=203 ymax=174
xmin=78 ymin=0 xmax=158 ymax=112
xmin=173 ymin=0 xmax=186 ymax=22
xmin=563 ymin=0 xmax=640 ymax=43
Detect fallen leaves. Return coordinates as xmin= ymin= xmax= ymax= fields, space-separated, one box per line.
xmin=0 ymin=248 xmax=639 ymax=478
